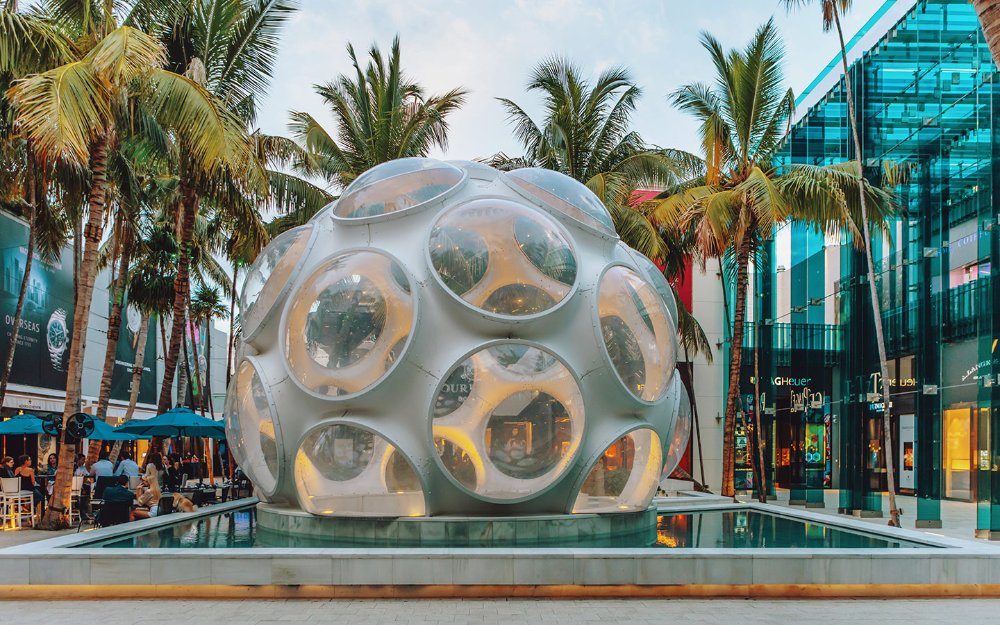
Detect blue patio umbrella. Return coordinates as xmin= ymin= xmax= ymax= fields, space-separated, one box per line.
xmin=114 ymin=407 xmax=226 ymax=439
xmin=92 ymin=419 xmax=143 ymax=441
xmin=0 ymin=414 xmax=45 ymax=435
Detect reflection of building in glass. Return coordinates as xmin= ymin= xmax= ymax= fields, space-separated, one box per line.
xmin=225 ymin=158 xmax=685 ymax=518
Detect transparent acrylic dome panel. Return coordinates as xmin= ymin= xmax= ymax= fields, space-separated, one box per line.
xmin=241 ymin=225 xmax=313 ymax=338
xmin=506 ymin=168 xmax=615 ymax=235
xmin=284 ymin=250 xmax=414 ymax=397
xmin=432 ymin=343 xmax=584 ymax=500
xmin=223 ymin=360 xmax=280 ymax=494
xmin=662 ymin=383 xmax=692 ymax=478
xmin=572 ymin=428 xmax=662 ymax=513
xmin=428 ymin=199 xmax=577 ymax=317
xmin=626 ymin=248 xmax=679 ymax=327
xmin=335 ymin=158 xmax=464 ymax=220
xmin=294 ymin=423 xmax=425 ymax=517
xmin=598 ymin=266 xmax=676 ymax=401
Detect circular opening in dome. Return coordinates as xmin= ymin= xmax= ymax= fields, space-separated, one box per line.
xmin=294 ymin=422 xmax=426 ymax=517
xmin=241 ymin=225 xmax=314 ymax=340
xmin=572 ymin=428 xmax=662 ymax=513
xmin=223 ymin=359 xmax=282 ymax=496
xmin=283 ymin=250 xmax=415 ymax=398
xmin=334 ymin=158 xmax=464 ymax=221
xmin=431 ymin=342 xmax=584 ymax=501
xmin=505 ymin=168 xmax=615 ymax=235
xmin=428 ymin=199 xmax=578 ymax=318
xmin=597 ymin=265 xmax=676 ymax=402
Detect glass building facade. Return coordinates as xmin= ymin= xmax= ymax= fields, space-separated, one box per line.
xmin=744 ymin=0 xmax=1000 ymax=534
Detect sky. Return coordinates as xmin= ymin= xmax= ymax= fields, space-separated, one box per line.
xmin=255 ymin=0 xmax=880 ymax=169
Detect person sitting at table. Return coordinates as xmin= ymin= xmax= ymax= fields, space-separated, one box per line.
xmin=90 ymin=450 xmax=114 ymax=477
xmin=132 ymin=475 xmax=162 ymax=520
xmin=1 ymin=456 xmax=14 ymax=479
xmin=114 ymin=452 xmax=140 ymax=478
xmin=143 ymin=452 xmax=163 ymax=487
xmin=73 ymin=454 xmax=90 ymax=477
xmin=100 ymin=474 xmax=138 ymax=521
xmin=14 ymin=455 xmax=45 ymax=518
xmin=163 ymin=454 xmax=182 ymax=491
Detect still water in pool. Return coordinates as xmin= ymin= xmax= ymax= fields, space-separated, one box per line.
xmin=91 ymin=508 xmax=928 ymax=549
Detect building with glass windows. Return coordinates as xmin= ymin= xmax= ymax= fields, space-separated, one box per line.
xmin=738 ymin=0 xmax=1000 ymax=536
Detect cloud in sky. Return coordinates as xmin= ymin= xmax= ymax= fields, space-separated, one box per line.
xmin=258 ymin=0 xmax=876 ymax=184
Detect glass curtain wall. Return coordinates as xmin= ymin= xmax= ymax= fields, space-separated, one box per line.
xmin=773 ymin=0 xmax=995 ymax=528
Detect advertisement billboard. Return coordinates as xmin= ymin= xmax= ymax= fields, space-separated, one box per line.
xmin=0 ymin=212 xmax=75 ymax=391
xmin=108 ymin=297 xmax=158 ymax=406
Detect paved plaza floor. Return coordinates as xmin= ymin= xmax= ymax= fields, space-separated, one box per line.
xmin=3 ymin=598 xmax=999 ymax=624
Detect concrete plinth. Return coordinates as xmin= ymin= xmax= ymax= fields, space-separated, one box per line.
xmin=256 ymin=503 xmax=658 ymax=547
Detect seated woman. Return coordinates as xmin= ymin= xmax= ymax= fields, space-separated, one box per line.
xmin=132 ymin=476 xmax=162 ymax=520
xmin=13 ymin=455 xmax=46 ymax=518
xmin=1 ymin=456 xmax=14 ymax=479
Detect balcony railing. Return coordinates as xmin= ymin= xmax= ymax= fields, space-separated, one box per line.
xmin=741 ymin=322 xmax=842 ymax=366
xmin=942 ymin=278 xmax=985 ymax=342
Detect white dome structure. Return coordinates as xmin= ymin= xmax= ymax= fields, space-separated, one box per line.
xmin=224 ymin=157 xmax=686 ymax=519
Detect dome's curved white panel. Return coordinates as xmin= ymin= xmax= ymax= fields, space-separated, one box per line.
xmin=572 ymin=428 xmax=662 ymax=513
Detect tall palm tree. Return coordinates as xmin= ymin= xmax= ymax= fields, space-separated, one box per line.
xmin=0 ymin=0 xmax=73 ymax=410
xmin=492 ymin=57 xmax=702 ymax=262
xmin=190 ymin=284 xmax=226 ymax=417
xmin=973 ymin=1 xmax=1000 ymax=66
xmin=9 ymin=5 xmax=255 ymax=528
xmin=289 ymin=35 xmax=467 ymax=190
xmin=152 ymin=0 xmax=291 ymax=424
xmin=651 ymin=20 xmax=893 ymax=499
xmin=783 ymin=0 xmax=900 ymax=526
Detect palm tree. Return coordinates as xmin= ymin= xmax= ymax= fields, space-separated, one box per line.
xmin=152 ymin=0 xmax=292 ymax=425
xmin=973 ymin=1 xmax=1000 ymax=67
xmin=0 ymin=0 xmax=73 ymax=410
xmin=492 ymin=57 xmax=702 ymax=262
xmin=289 ymin=35 xmax=467 ymax=190
xmin=9 ymin=5 xmax=255 ymax=528
xmin=651 ymin=20 xmax=893 ymax=499
xmin=783 ymin=0 xmax=901 ymax=526
xmin=190 ymin=284 xmax=226 ymax=417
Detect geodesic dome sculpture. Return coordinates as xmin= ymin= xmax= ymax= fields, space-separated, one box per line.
xmin=224 ymin=157 xmax=687 ymax=518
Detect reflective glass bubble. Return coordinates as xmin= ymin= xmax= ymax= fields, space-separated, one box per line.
xmin=428 ymin=199 xmax=577 ymax=317
xmin=334 ymin=158 xmax=464 ymax=220
xmin=284 ymin=251 xmax=414 ymax=397
xmin=572 ymin=428 xmax=662 ymax=513
xmin=506 ymin=168 xmax=615 ymax=235
xmin=241 ymin=225 xmax=313 ymax=339
xmin=598 ymin=266 xmax=676 ymax=401
xmin=662 ymin=382 xmax=692 ymax=479
xmin=626 ymin=248 xmax=679 ymax=327
xmin=432 ymin=343 xmax=584 ymax=500
xmin=295 ymin=423 xmax=425 ymax=516
xmin=224 ymin=360 xmax=281 ymax=494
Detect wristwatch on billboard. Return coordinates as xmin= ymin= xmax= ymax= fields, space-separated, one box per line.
xmin=46 ymin=308 xmax=68 ymax=371
xmin=126 ymin=304 xmax=142 ymax=349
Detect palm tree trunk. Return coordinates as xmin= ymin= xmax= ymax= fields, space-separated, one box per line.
xmin=39 ymin=134 xmax=110 ymax=530
xmin=87 ymin=224 xmax=132 ymax=463
xmin=110 ymin=312 xmax=149 ymax=464
xmin=187 ymin=292 xmax=205 ymax=416
xmin=833 ymin=6 xmax=900 ymax=527
xmin=753 ymin=319 xmax=767 ymax=503
xmin=721 ymin=235 xmax=752 ymax=499
xmin=974 ymin=1 xmax=1000 ymax=67
xmin=227 ymin=264 xmax=237 ymax=386
xmin=679 ymin=346 xmax=708 ymax=490
xmin=157 ymin=183 xmax=197 ymax=414
xmin=0 ymin=149 xmax=37 ymax=408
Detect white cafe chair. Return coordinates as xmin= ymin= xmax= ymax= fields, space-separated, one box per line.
xmin=1 ymin=477 xmax=33 ymax=528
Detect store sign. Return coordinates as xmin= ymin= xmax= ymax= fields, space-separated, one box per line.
xmin=108 ymin=296 xmax=158 ymax=405
xmin=0 ymin=213 xmax=75 ymax=392
xmin=869 ymin=372 xmax=917 ymax=391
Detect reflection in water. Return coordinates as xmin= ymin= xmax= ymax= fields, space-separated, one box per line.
xmin=94 ymin=508 xmax=926 ymax=549
xmin=656 ymin=510 xmax=923 ymax=549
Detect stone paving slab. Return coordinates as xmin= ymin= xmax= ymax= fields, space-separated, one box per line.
xmin=2 ymin=598 xmax=1000 ymax=624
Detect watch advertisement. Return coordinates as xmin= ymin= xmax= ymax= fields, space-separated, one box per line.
xmin=0 ymin=212 xmax=75 ymax=391
xmin=108 ymin=295 xmax=158 ymax=406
